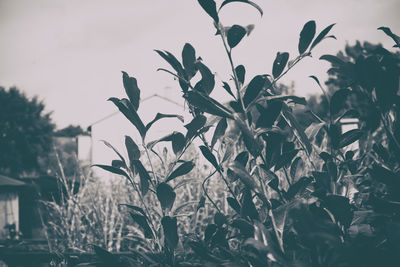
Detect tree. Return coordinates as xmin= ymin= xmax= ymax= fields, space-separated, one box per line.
xmin=0 ymin=87 xmax=55 ymax=177
xmin=54 ymin=124 xmax=87 ymax=137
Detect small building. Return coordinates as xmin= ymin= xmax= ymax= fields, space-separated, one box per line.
xmin=0 ymin=175 xmax=25 ymax=240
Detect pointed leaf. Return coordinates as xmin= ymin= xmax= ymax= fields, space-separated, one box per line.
xmin=243 ymin=75 xmax=269 ymax=107
xmin=198 ymin=0 xmax=219 ymax=22
xmin=211 ymin=118 xmax=228 ymax=149
xmin=298 ymin=21 xmax=316 ymax=54
xmin=108 ymin=97 xmax=146 ymax=139
xmin=235 ymin=65 xmax=246 ymax=84
xmin=112 ymin=160 xmax=124 ymax=168
xmin=330 ymin=88 xmax=351 ymax=115
xmin=155 ymin=50 xmax=185 ymax=77
xmin=274 ymin=149 xmax=300 ymax=172
xmin=130 ymin=212 xmax=154 ymax=239
xmin=182 ymin=43 xmax=197 ymax=78
xmin=272 ymin=52 xmax=289 ymax=78
xmin=157 ymin=182 xmax=176 ymax=211
xmin=310 ymin=23 xmax=336 ymax=50
xmin=228 ymin=161 xmax=257 ymax=189
xmin=122 ymin=71 xmax=141 ymax=110
xmin=185 ymin=90 xmax=233 ymax=118
xmin=219 ymin=0 xmax=263 ymax=17
xmin=338 ymin=129 xmax=363 ymax=149
xmin=282 ymin=104 xmax=312 ymax=154
xmin=119 ymin=204 xmax=147 ymax=218
xmin=102 ymin=140 xmax=127 ymax=167
xmin=290 ymin=157 xmax=303 ymax=180
xmin=185 ymin=115 xmax=207 ymax=140
xmin=132 ymin=160 xmax=151 ymax=195
xmin=194 ymin=61 xmax=215 ymax=95
xmin=92 ymin=164 xmax=132 ymax=183
xmin=319 ymin=54 xmax=345 ymax=66
xmin=227 ymin=197 xmax=241 ymax=214
xmin=378 ymin=27 xmax=400 ymax=48
xmin=222 ymin=82 xmax=235 ymax=99
xmin=166 ymin=161 xmax=195 ymax=183
xmin=199 ymin=145 xmax=220 ymax=170
xmin=256 ymin=101 xmax=282 ymax=129
xmin=227 ymin=25 xmax=247 ymax=48
xmin=125 ymin=136 xmax=141 ymax=162
xmin=286 ymin=176 xmax=312 ymax=199
xmin=145 ymin=113 xmax=184 ymax=132
xmin=161 ymin=216 xmax=179 ymax=249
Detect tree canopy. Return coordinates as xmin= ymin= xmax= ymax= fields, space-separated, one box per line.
xmin=0 ymin=87 xmax=55 ymax=177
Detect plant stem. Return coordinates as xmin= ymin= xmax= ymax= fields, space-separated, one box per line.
xmin=202 ymin=170 xmax=222 ymax=213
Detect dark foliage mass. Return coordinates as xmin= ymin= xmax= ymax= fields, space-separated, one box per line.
xmin=86 ymin=1 xmax=399 ymax=266
xmin=0 ymin=87 xmax=55 ymax=177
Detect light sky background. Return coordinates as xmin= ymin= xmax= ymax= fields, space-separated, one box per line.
xmin=1 ymin=0 xmax=399 ymax=129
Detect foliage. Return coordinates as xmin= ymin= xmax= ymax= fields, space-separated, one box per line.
xmin=54 ymin=124 xmax=87 ymax=137
xmin=88 ymin=1 xmax=400 ymax=266
xmin=0 ymin=87 xmax=55 ymax=177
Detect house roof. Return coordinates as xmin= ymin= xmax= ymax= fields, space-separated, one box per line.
xmin=88 ymin=93 xmax=183 ymax=128
xmin=0 ymin=174 xmax=26 ymax=187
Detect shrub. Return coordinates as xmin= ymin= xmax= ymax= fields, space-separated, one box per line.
xmin=90 ymin=1 xmax=400 ymax=266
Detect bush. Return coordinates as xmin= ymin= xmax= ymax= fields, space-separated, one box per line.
xmin=89 ymin=1 xmax=400 ymax=266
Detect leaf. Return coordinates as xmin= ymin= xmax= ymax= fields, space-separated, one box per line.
xmin=227 ymin=25 xmax=247 ymax=48
xmin=281 ymin=104 xmax=312 ymax=154
xmin=147 ymin=131 xmax=185 ymax=155
xmin=199 ymin=145 xmax=220 ymax=170
xmin=222 ymin=82 xmax=235 ymax=99
xmin=235 ymin=151 xmax=249 ymax=167
xmin=262 ymin=95 xmax=307 ymax=105
xmin=231 ymin=219 xmax=255 ymax=237
xmin=102 ymin=140 xmax=127 ymax=167
xmin=131 ymin=160 xmax=151 ymax=195
xmin=235 ymin=65 xmax=246 ymax=84
xmin=310 ymin=23 xmax=336 ymax=50
xmin=290 ymin=157 xmax=303 ymax=180
xmin=92 ymin=245 xmax=118 ymax=265
xmin=309 ymin=75 xmax=323 ymax=89
xmin=286 ymin=176 xmax=311 ymax=199
xmin=319 ymin=54 xmax=345 ymax=66
xmin=274 ymin=149 xmax=299 ymax=172
xmin=228 ymin=161 xmax=257 ymax=189
xmin=92 ymin=164 xmax=132 ymax=183
xmin=204 ymin=224 xmax=218 ymax=242
xmin=338 ymin=129 xmax=363 ymax=149
xmin=185 ymin=90 xmax=233 ymax=118
xmin=130 ymin=212 xmax=154 ymax=239
xmin=214 ymin=212 xmax=227 ymax=227
xmin=145 ymin=113 xmax=184 ymax=132
xmin=125 ymin=136 xmax=141 ymax=164
xmin=378 ymin=27 xmax=400 ymax=48
xmin=241 ymin=189 xmax=259 ymax=220
xmin=255 ymin=101 xmax=282 ymax=129
xmin=227 ymin=197 xmax=241 ymax=214
xmin=111 ymin=160 xmax=124 ymax=168
xmin=182 ymin=43 xmax=197 ymax=78
xmin=155 ymin=50 xmax=185 ymax=78
xmin=330 ymin=88 xmax=351 ymax=115
xmin=272 ymin=52 xmax=289 ymax=78
xmin=322 ymin=195 xmax=353 ymax=228
xmin=219 ymin=0 xmax=263 ymax=17
xmin=119 ymin=204 xmax=147 ymax=218
xmin=166 ymin=161 xmax=195 ymax=183
xmin=234 ymin=114 xmax=262 ymax=157
xmin=185 ymin=115 xmax=207 ymax=140
xmin=198 ymin=0 xmax=219 ymax=22
xmin=211 ymin=118 xmax=228 ymax=149
xmin=298 ymin=20 xmax=316 ymax=54
xmin=108 ymin=97 xmax=146 ymax=139
xmin=161 ymin=216 xmax=179 ymax=249
xmin=157 ymin=182 xmax=176 ymax=211
xmin=194 ymin=61 xmax=215 ymax=95
xmin=243 ymin=75 xmax=269 ymax=107
xmin=122 ymin=71 xmax=141 ymax=111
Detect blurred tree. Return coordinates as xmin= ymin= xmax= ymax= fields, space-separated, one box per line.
xmin=307 ymin=41 xmax=400 ymax=126
xmin=0 ymin=87 xmax=55 ymax=177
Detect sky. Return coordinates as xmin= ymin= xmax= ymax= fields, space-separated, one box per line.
xmin=1 ymin=0 xmax=399 ymax=129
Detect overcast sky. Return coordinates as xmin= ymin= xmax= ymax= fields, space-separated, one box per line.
xmin=1 ymin=0 xmax=399 ymax=129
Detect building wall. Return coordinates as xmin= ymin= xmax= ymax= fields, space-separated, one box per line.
xmin=0 ymin=191 xmax=19 ymax=239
